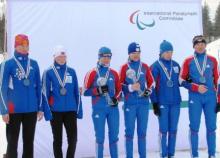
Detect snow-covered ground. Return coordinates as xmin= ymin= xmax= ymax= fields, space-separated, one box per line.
xmin=1 ymin=118 xmax=220 ymax=158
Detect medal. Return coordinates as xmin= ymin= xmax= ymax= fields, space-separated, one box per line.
xmin=194 ymin=54 xmax=207 ymax=84
xmin=52 ymin=65 xmax=68 ymax=96
xmin=14 ymin=57 xmax=31 ymax=87
xmin=158 ymin=60 xmax=173 ymax=88
xmin=60 ymin=87 xmax=67 ymax=96
xmin=127 ymin=62 xmax=144 ymax=97
xmin=199 ymin=76 xmax=206 ymax=84
xmin=167 ymin=80 xmax=173 ymax=87
xmin=126 ymin=62 xmax=142 ymax=83
xmin=23 ymin=78 xmax=30 ymax=86
xmin=96 ymin=67 xmax=109 ymax=86
xmin=96 ymin=67 xmax=113 ymax=105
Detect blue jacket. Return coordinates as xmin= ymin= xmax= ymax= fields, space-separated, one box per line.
xmin=0 ymin=52 xmax=42 ymax=115
xmin=84 ymin=64 xmax=121 ymax=110
xmin=42 ymin=62 xmax=83 ymax=118
xmin=180 ymin=52 xmax=219 ymax=98
xmin=119 ymin=60 xmax=154 ymax=106
xmin=150 ymin=58 xmax=182 ymax=105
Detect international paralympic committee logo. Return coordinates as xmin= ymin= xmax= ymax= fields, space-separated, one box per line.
xmin=129 ymin=10 xmax=155 ymax=30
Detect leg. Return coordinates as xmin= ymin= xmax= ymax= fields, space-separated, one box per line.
xmin=63 ymin=112 xmax=77 ymax=158
xmin=22 ymin=112 xmax=37 ymax=158
xmin=136 ymin=104 xmax=149 ymax=158
xmin=203 ymin=95 xmax=217 ymax=157
xmin=92 ymin=109 xmax=106 ymax=158
xmin=158 ymin=104 xmax=169 ymax=158
xmin=6 ymin=113 xmax=22 ymax=158
xmin=50 ymin=112 xmax=64 ymax=158
xmin=168 ymin=104 xmax=180 ymax=157
xmin=188 ymin=95 xmax=202 ymax=158
xmin=107 ymin=107 xmax=119 ymax=158
xmin=124 ymin=105 xmax=136 ymax=158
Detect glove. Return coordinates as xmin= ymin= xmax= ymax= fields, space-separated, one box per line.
xmin=77 ymin=112 xmax=83 ymax=119
xmin=215 ymin=103 xmax=220 ymax=113
xmin=142 ymin=89 xmax=151 ymax=97
xmin=186 ymin=76 xmax=192 ymax=83
xmin=152 ymin=103 xmax=161 ymax=116
xmin=97 ymin=85 xmax=109 ymax=95
xmin=110 ymin=97 xmax=118 ymax=107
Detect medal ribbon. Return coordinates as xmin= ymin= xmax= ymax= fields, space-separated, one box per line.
xmin=158 ymin=60 xmax=173 ymax=81
xmin=52 ymin=65 xmax=68 ymax=88
xmin=194 ymin=54 xmax=207 ymax=77
xmin=14 ymin=57 xmax=30 ymax=79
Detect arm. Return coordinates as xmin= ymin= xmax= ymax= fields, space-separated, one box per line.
xmin=150 ymin=64 xmax=159 ymax=104
xmin=73 ymin=70 xmax=83 ymax=119
xmin=179 ymin=58 xmax=199 ymax=92
xmin=119 ymin=65 xmax=130 ymax=93
xmin=113 ymin=71 xmax=122 ymax=100
xmin=35 ymin=62 xmax=43 ymax=111
xmin=83 ymin=69 xmax=99 ymax=96
xmin=146 ymin=64 xmax=154 ymax=92
xmin=0 ymin=61 xmax=10 ymax=115
xmin=41 ymin=70 xmax=52 ymax=121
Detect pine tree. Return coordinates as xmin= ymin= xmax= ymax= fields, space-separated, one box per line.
xmin=214 ymin=3 xmax=220 ymax=38
xmin=0 ymin=15 xmax=5 ymax=52
xmin=202 ymin=3 xmax=213 ymax=42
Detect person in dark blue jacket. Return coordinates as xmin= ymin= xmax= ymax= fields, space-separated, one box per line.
xmin=150 ymin=40 xmax=181 ymax=158
xmin=84 ymin=47 xmax=121 ymax=158
xmin=0 ymin=34 xmax=45 ymax=158
xmin=42 ymin=45 xmax=83 ymax=158
xmin=179 ymin=35 xmax=220 ymax=158
xmin=119 ymin=42 xmax=154 ymax=158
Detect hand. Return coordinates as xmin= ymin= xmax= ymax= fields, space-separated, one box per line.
xmin=216 ymin=103 xmax=220 ymax=113
xmin=97 ymin=85 xmax=109 ymax=95
xmin=152 ymin=103 xmax=160 ymax=117
xmin=186 ymin=76 xmax=192 ymax=83
xmin=37 ymin=111 xmax=44 ymax=121
xmin=110 ymin=97 xmax=118 ymax=107
xmin=198 ymin=85 xmax=208 ymax=94
xmin=131 ymin=83 xmax=140 ymax=91
xmin=77 ymin=113 xmax=83 ymax=119
xmin=79 ymin=87 xmax=83 ymax=95
xmin=2 ymin=114 xmax=9 ymax=124
xmin=142 ymin=89 xmax=151 ymax=97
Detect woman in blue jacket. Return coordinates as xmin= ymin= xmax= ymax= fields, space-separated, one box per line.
xmin=150 ymin=40 xmax=181 ymax=158
xmin=0 ymin=34 xmax=45 ymax=158
xmin=83 ymin=47 xmax=121 ymax=158
xmin=42 ymin=45 xmax=83 ymax=158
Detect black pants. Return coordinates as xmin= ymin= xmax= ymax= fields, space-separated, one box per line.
xmin=6 ymin=112 xmax=37 ymax=158
xmin=50 ymin=111 xmax=77 ymax=158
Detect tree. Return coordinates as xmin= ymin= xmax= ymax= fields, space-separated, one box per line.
xmin=202 ymin=3 xmax=213 ymax=42
xmin=214 ymin=3 xmax=220 ymax=38
xmin=0 ymin=15 xmax=5 ymax=52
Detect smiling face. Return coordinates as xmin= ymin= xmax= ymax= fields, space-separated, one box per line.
xmin=194 ymin=42 xmax=206 ymax=53
xmin=15 ymin=45 xmax=29 ymax=55
xmin=99 ymin=54 xmax=112 ymax=66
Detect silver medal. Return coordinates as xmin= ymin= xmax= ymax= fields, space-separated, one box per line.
xmin=167 ymin=80 xmax=173 ymax=87
xmin=126 ymin=62 xmax=144 ymax=97
xmin=23 ymin=78 xmax=30 ymax=86
xmin=96 ymin=68 xmax=114 ymax=105
xmin=60 ymin=87 xmax=67 ymax=96
xmin=199 ymin=76 xmax=206 ymax=84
